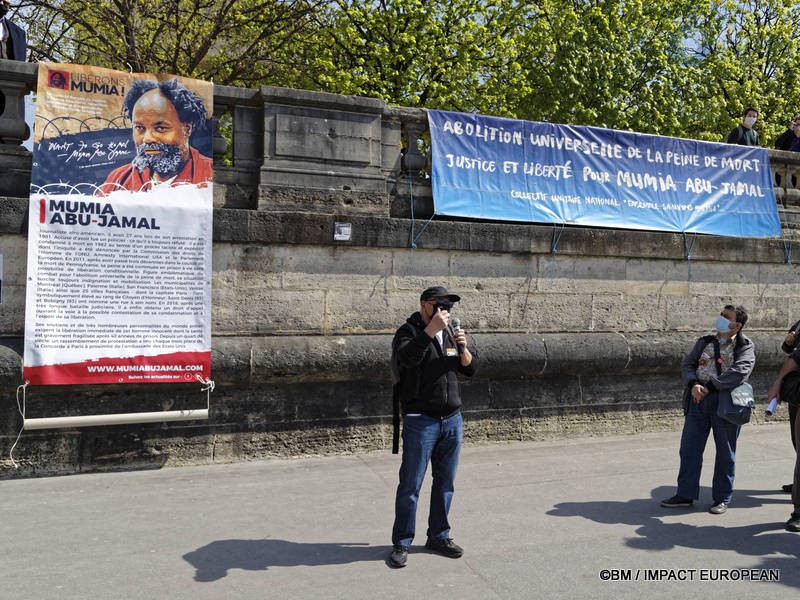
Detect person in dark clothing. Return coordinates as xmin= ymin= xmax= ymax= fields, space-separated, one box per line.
xmin=389 ymin=285 xmax=476 ymax=568
xmin=0 ymin=0 xmax=26 ymax=121
xmin=0 ymin=0 xmax=25 ymax=61
xmin=774 ymin=116 xmax=800 ymax=151
xmin=724 ymin=107 xmax=760 ymax=146
xmin=766 ymin=325 xmax=800 ymax=532
xmin=766 ymin=320 xmax=800 ymax=500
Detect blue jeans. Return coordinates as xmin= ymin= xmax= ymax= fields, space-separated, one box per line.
xmin=676 ymin=394 xmax=741 ymax=504
xmin=392 ymin=412 xmax=462 ymax=547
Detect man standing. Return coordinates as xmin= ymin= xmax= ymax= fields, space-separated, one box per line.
xmin=99 ymin=78 xmax=212 ymax=194
xmin=765 ymin=326 xmax=800 ymax=531
xmin=661 ymin=305 xmax=755 ymax=514
xmin=773 ymin=321 xmax=800 ymax=495
xmin=0 ymin=0 xmax=25 ymax=61
xmin=774 ymin=115 xmax=800 ymax=151
xmin=389 ymin=286 xmax=476 ymax=568
xmin=724 ymin=107 xmax=760 ymax=146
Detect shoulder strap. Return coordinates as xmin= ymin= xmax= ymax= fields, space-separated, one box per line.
xmin=392 ymin=321 xmax=419 ymax=454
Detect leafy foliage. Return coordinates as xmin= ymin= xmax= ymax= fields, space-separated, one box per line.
xmin=13 ymin=0 xmax=800 ymax=144
xmin=17 ymin=0 xmax=319 ymax=87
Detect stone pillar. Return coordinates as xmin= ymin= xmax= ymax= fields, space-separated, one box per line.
xmin=212 ymin=85 xmax=264 ymax=209
xmin=259 ymin=86 xmax=388 ymax=200
xmin=391 ymin=107 xmax=433 ymax=219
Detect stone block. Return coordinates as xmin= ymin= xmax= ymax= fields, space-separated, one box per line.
xmin=469 ymin=333 xmax=547 ymax=380
xmin=260 ymin=86 xmax=387 ymax=193
xmin=214 ymin=289 xmax=326 ymax=333
xmin=280 ymin=246 xmax=391 ymax=289
xmin=753 ymin=262 xmax=800 ymax=298
xmin=449 ymin=251 xmax=537 ymax=294
xmin=537 ymin=255 xmax=627 ymax=294
xmin=625 ymin=332 xmax=697 ymax=372
xmin=590 ymin=293 xmax=667 ymax=331
xmin=686 ymin=260 xmax=762 ymax=296
xmin=326 ymin=289 xmax=413 ymax=332
xmin=510 ymin=292 xmax=592 ymax=331
xmin=624 ymin=259 xmax=689 ymax=296
xmin=541 ymin=333 xmax=630 ymax=375
xmin=390 ymin=249 xmax=453 ymax=284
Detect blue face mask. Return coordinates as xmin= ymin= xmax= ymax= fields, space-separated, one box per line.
xmin=715 ymin=315 xmax=732 ymax=333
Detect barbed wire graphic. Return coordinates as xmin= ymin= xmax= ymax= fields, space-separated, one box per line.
xmin=31 ymin=179 xmax=209 ymax=196
xmin=35 ymin=114 xmax=130 ymax=138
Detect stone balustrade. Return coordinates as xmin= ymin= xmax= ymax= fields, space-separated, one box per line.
xmin=4 ymin=60 xmax=800 ymax=226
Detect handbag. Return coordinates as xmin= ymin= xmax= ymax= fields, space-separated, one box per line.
xmin=712 ymin=338 xmax=754 ymax=425
xmin=716 ymin=382 xmax=755 ymax=425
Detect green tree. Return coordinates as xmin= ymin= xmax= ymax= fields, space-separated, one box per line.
xmin=294 ymin=0 xmax=535 ymax=115
xmin=17 ymin=0 xmax=318 ymax=87
xmin=690 ymin=0 xmax=800 ymax=145
xmin=15 ymin=0 xmax=800 ymax=148
xmin=512 ymin=0 xmax=709 ymax=138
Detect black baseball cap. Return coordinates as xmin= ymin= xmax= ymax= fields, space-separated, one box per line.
xmin=420 ymin=286 xmax=461 ymax=302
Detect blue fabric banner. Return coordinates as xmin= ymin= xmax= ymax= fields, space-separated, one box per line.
xmin=428 ymin=110 xmax=782 ymax=238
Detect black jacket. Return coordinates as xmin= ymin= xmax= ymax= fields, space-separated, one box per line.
xmin=781 ymin=319 xmax=800 ymax=354
xmin=392 ymin=311 xmax=477 ymax=418
xmin=775 ymin=129 xmax=798 ymax=151
xmin=3 ymin=18 xmax=26 ymax=61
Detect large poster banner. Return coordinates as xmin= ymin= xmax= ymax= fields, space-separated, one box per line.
xmin=24 ymin=63 xmax=213 ymax=385
xmin=428 ymin=109 xmax=782 ymax=238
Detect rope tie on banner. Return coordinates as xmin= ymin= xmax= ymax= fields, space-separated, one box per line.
xmin=9 ymin=381 xmax=29 ymax=469
xmin=782 ymin=238 xmax=793 ymax=265
xmin=683 ymin=232 xmax=697 ymax=279
xmin=551 ymin=223 xmax=566 ymax=256
xmin=196 ymin=374 xmax=215 ymax=410
xmin=408 ymin=176 xmax=434 ymax=249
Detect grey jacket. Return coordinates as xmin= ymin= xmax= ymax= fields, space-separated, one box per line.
xmin=681 ymin=333 xmax=755 ymax=414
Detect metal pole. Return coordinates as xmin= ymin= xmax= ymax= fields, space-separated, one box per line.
xmin=23 ymin=409 xmax=209 ymax=430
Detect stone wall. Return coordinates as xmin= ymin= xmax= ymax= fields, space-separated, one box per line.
xmin=1 ymin=61 xmax=798 ymax=477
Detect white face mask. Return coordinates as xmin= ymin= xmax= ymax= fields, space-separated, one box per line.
xmin=744 ymin=116 xmax=757 ymax=127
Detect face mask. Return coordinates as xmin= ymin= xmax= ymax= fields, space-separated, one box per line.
xmin=715 ymin=315 xmax=732 ymax=333
xmin=744 ymin=116 xmax=757 ymax=127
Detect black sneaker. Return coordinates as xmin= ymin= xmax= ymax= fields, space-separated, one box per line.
xmin=782 ymin=484 xmax=793 ymax=494
xmin=660 ymin=495 xmax=693 ymax=508
xmin=425 ymin=537 xmax=463 ymax=558
xmin=388 ymin=545 xmax=408 ymax=568
xmin=786 ymin=513 xmax=800 ymax=532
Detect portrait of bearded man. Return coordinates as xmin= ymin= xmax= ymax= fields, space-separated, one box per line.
xmin=98 ymin=78 xmax=212 ymax=195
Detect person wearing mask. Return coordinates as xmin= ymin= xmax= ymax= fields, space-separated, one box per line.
xmin=388 ymin=286 xmax=477 ymax=568
xmin=661 ymin=305 xmax=755 ymax=515
xmin=775 ymin=116 xmax=800 ymax=151
xmin=725 ymin=107 xmax=760 ymax=146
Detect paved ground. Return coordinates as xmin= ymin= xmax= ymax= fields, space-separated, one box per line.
xmin=3 ymin=422 xmax=800 ymax=599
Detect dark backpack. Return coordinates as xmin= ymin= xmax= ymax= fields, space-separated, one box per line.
xmin=390 ymin=322 xmax=418 ymax=454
